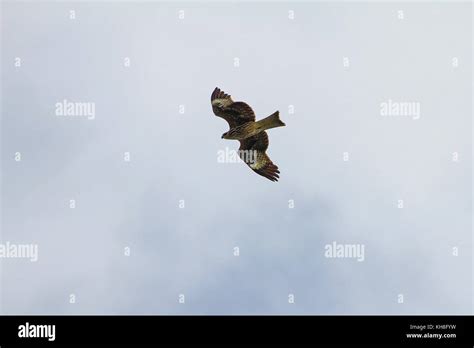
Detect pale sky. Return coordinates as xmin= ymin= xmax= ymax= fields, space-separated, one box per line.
xmin=0 ymin=1 xmax=472 ymax=314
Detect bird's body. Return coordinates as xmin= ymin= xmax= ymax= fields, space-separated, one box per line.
xmin=211 ymin=87 xmax=285 ymax=182
xmin=222 ymin=111 xmax=284 ymax=140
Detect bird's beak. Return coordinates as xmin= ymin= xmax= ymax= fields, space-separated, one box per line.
xmin=221 ymin=134 xmax=225 ymax=139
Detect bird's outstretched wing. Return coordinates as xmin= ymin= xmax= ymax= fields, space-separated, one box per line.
xmin=211 ymin=87 xmax=255 ymax=129
xmin=239 ymin=131 xmax=280 ymax=182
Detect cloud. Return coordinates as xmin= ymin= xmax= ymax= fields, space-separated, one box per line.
xmin=1 ymin=1 xmax=471 ymax=314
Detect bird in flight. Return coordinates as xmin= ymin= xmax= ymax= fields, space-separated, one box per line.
xmin=211 ymin=87 xmax=286 ymax=182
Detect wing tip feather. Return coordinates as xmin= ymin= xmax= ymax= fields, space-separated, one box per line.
xmin=211 ymin=87 xmax=231 ymax=102
xmin=257 ymin=163 xmax=280 ymax=182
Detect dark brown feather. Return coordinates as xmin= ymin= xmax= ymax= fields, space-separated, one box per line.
xmin=239 ymin=132 xmax=280 ymax=182
xmin=211 ymin=87 xmax=232 ymax=102
xmin=211 ymin=87 xmax=255 ymax=129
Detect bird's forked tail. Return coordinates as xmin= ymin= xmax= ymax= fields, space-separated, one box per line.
xmin=255 ymin=111 xmax=286 ymax=132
